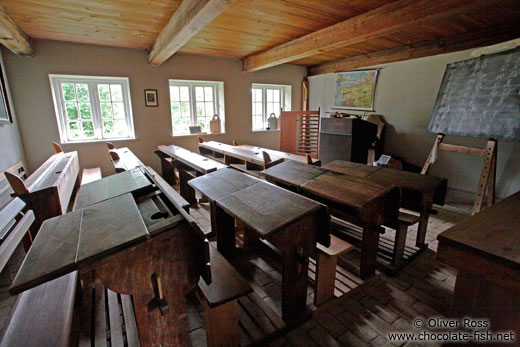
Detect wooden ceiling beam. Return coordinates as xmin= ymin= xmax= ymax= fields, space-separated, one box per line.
xmin=242 ymin=0 xmax=489 ymax=72
xmin=308 ymin=22 xmax=520 ymax=76
xmin=148 ymin=0 xmax=235 ymax=65
xmin=0 ymin=5 xmax=32 ymax=55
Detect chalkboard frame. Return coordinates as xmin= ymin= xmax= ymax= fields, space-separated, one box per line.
xmin=427 ymin=47 xmax=520 ymax=141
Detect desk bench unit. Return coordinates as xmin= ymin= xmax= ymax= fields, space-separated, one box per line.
xmin=9 ymin=166 xmax=213 ymax=346
xmin=199 ymin=141 xmax=283 ymax=177
xmin=263 ymin=160 xmax=446 ymax=276
xmin=190 ymin=168 xmax=331 ymax=321
xmin=437 ymin=190 xmax=520 ymax=335
xmin=155 ymin=144 xmax=227 ymax=208
xmin=5 ymin=151 xmax=79 ymax=234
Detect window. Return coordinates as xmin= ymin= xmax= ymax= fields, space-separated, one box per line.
xmin=251 ymin=84 xmax=291 ymax=131
xmin=50 ymin=75 xmax=135 ymax=143
xmin=169 ymin=80 xmax=225 ymax=135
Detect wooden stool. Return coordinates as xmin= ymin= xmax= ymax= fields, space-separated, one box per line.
xmin=314 ymin=235 xmax=354 ymax=306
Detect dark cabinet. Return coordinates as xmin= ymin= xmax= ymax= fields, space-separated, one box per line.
xmin=319 ymin=117 xmax=377 ymax=165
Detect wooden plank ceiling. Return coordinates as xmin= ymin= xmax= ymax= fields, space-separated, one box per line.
xmin=0 ymin=0 xmax=519 ymax=74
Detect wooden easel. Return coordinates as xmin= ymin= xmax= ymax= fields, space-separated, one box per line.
xmin=421 ymin=134 xmax=497 ymax=215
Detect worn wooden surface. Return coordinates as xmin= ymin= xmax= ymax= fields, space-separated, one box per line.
xmin=74 ymin=168 xmax=152 ymax=210
xmin=323 ymin=160 xmax=381 ymax=178
xmin=198 ymin=244 xmax=252 ymax=307
xmin=7 ymin=151 xmax=79 ymax=232
xmin=0 ymin=271 xmax=78 ymax=347
xmin=217 ymin=181 xmax=325 ymax=239
xmin=10 ymin=209 xmax=82 ymax=294
xmin=262 ymin=160 xmax=327 ymax=188
xmin=200 ymin=141 xmax=284 ymax=168
xmin=0 ymin=210 xmax=34 ymax=274
xmin=158 ymin=144 xmax=226 ymax=174
xmin=76 ymin=193 xmax=149 ymax=266
xmin=437 ymin=190 xmax=520 ymax=273
xmin=238 ymin=145 xmax=319 ymax=165
xmin=302 ymin=171 xmax=400 ymax=228
xmin=189 ymin=167 xmax=258 ymax=203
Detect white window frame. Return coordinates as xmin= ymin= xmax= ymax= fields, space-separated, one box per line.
xmin=49 ymin=74 xmax=135 ymax=143
xmin=168 ymin=79 xmax=225 ymax=136
xmin=251 ymin=83 xmax=291 ymax=131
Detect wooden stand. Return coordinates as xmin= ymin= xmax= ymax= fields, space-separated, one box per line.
xmin=422 ymin=134 xmax=497 ymax=215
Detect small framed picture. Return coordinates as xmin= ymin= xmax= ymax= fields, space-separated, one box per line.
xmin=144 ymin=89 xmax=158 ymax=107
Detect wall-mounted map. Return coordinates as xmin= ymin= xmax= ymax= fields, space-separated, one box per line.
xmin=333 ymin=70 xmax=378 ymax=111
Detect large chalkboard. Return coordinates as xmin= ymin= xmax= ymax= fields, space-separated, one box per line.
xmin=428 ymin=47 xmax=520 ymax=141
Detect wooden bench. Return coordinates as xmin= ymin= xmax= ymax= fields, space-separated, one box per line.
xmin=314 ymin=235 xmax=354 ymax=306
xmin=80 ymin=168 xmax=102 ymax=186
xmin=197 ymin=244 xmax=252 ymax=347
xmin=4 ymin=151 xmax=80 ymax=234
xmin=0 ymin=161 xmax=27 ymax=210
xmin=107 ymin=144 xmax=144 ymax=173
xmin=156 ymin=145 xmax=227 ymax=206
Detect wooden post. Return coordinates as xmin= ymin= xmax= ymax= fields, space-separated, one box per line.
xmin=472 ymin=138 xmax=497 ymax=215
xmin=422 ymin=134 xmax=497 ymax=215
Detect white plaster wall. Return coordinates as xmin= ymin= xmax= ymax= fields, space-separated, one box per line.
xmin=309 ymin=50 xmax=520 ymax=199
xmin=2 ymin=40 xmax=306 ymax=177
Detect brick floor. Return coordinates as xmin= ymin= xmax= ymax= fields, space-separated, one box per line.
xmin=0 ymin=183 xmax=470 ymax=346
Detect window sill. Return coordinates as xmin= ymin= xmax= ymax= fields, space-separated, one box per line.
xmin=170 ymin=132 xmax=227 ymax=138
xmin=251 ymin=129 xmax=280 ymax=133
xmin=60 ymin=137 xmax=138 ymax=145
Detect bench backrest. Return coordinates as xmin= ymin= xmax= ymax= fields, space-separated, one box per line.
xmin=0 ymin=162 xmax=27 ymax=210
xmin=0 ymin=198 xmax=34 ymax=273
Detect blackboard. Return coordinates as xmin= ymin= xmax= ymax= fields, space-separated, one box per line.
xmin=428 ymin=47 xmax=520 ymax=141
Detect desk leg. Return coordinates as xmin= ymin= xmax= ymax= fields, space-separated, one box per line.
xmin=416 ymin=197 xmax=433 ymax=248
xmin=179 ymin=169 xmax=197 ymax=204
xmin=281 ymin=245 xmax=308 ymax=321
xmin=214 ymin=205 xmax=236 ymax=259
xmin=392 ymin=223 xmax=408 ymax=270
xmin=360 ymin=226 xmax=379 ymax=279
xmin=161 ymin=157 xmax=176 ymax=185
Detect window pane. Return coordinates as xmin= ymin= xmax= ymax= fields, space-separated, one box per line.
xmin=266 ymin=103 xmax=273 ymax=115
xmin=273 ymin=89 xmax=280 ymax=102
xmin=66 ymin=103 xmax=78 ymax=120
xmin=254 ymin=103 xmax=262 ymax=116
xmin=266 ymin=89 xmax=273 ymax=102
xmin=171 ymin=102 xmax=181 ymax=118
xmin=273 ymin=102 xmax=281 ymax=116
xmin=101 ymin=103 xmax=113 ymax=119
xmin=82 ymin=121 xmax=94 ymax=137
xmin=110 ymin=84 xmax=123 ymax=101
xmin=253 ymin=116 xmax=263 ymax=130
xmin=76 ymin=84 xmax=89 ymax=101
xmin=204 ymin=87 xmax=213 ymax=101
xmin=195 ymin=87 xmax=204 ymax=101
xmin=180 ymin=86 xmax=190 ymax=101
xmin=114 ymin=120 xmax=128 ymax=136
xmin=196 ymin=102 xmax=204 ymax=117
xmin=205 ymin=101 xmax=214 ymax=116
xmin=98 ymin=84 xmax=110 ymax=101
xmin=69 ymin=121 xmax=80 ymax=138
xmin=103 ymin=120 xmax=114 ymax=135
xmin=180 ymin=102 xmax=190 ymax=117
xmin=62 ymin=84 xmax=76 ymax=101
xmin=113 ymin=102 xmax=125 ymax=118
xmin=80 ymin=103 xmax=92 ymax=119
xmin=254 ymin=89 xmax=262 ymax=101
xmin=170 ymin=86 xmax=180 ymax=102
xmin=172 ymin=117 xmax=190 ymax=134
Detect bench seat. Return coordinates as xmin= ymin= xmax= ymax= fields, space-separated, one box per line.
xmin=0 ymin=271 xmax=78 ymax=347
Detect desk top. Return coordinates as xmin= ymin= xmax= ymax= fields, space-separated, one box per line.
xmin=322 ymin=160 xmax=381 ymax=178
xmin=113 ymin=147 xmax=144 ymax=171
xmin=262 ymin=160 xmax=327 ymax=187
xmin=200 ymin=141 xmax=283 ymax=166
xmin=25 ymin=152 xmax=78 ymax=192
xmin=438 ymin=191 xmax=520 ymax=269
xmin=238 ymin=145 xmax=316 ymax=165
xmin=188 ymin=168 xmax=258 ymax=202
xmin=10 ymin=193 xmax=148 ymax=294
xmin=217 ymin=181 xmax=326 ymax=239
xmin=367 ymin=167 xmax=447 ymax=205
xmin=301 ymin=171 xmax=400 ymax=227
xmin=158 ymin=145 xmax=226 ymax=174
xmin=74 ymin=168 xmax=152 ymax=210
